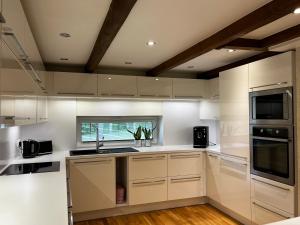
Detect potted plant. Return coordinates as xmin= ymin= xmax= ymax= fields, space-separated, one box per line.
xmin=127 ymin=126 xmax=142 ymax=147
xmin=142 ymin=126 xmax=156 ymax=147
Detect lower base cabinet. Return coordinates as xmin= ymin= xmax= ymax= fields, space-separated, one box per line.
xmin=129 ymin=178 xmax=168 ymax=205
xmin=69 ymin=157 xmax=116 ymax=213
xmin=168 ymin=175 xmax=203 ymax=200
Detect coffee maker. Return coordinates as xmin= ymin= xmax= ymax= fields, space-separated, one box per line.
xmin=193 ymin=126 xmax=209 ymax=148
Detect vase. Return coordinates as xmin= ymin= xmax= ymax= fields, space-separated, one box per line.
xmin=145 ymin=139 xmax=151 ymax=147
xmin=134 ymin=139 xmax=142 ymax=147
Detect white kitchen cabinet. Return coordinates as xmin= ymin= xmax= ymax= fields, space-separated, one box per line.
xmin=199 ymin=100 xmax=219 ymax=120
xmin=251 ymin=176 xmax=294 ymax=215
xmin=219 ymin=155 xmax=251 ymax=220
xmin=99 ymin=74 xmax=137 ymax=97
xmin=219 ymin=65 xmax=249 ymax=159
xmin=168 ymin=152 xmax=203 ymax=177
xmin=14 ymin=96 xmax=37 ymax=125
xmin=137 ymin=77 xmax=172 ymax=98
xmin=129 ymin=178 xmax=167 ymax=205
xmin=206 ymin=78 xmax=219 ymax=99
xmin=0 ymin=96 xmax=15 ymax=117
xmin=249 ymin=52 xmax=294 ymax=91
xmin=251 ymin=201 xmax=290 ymax=225
xmin=206 ymin=153 xmax=221 ymax=203
xmin=128 ymin=154 xmax=167 ymax=180
xmin=173 ymin=78 xmax=207 ymax=99
xmin=53 ymin=72 xmax=98 ymax=96
xmin=69 ymin=157 xmax=116 ymax=213
xmin=36 ymin=96 xmax=48 ymax=123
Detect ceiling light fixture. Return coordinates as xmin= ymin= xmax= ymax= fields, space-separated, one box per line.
xmin=125 ymin=61 xmax=132 ymax=65
xmin=108 ymin=77 xmax=112 ymax=80
xmin=155 ymin=78 xmax=159 ymax=81
xmin=227 ymin=49 xmax=235 ymax=53
xmin=59 ymin=58 xmax=69 ymax=61
xmin=147 ymin=40 xmax=156 ymax=46
xmin=59 ymin=32 xmax=71 ymax=38
xmin=293 ymin=7 xmax=300 ymax=14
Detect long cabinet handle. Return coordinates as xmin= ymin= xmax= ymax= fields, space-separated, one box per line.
xmin=208 ymin=154 xmax=218 ymax=158
xmin=221 ymin=157 xmax=247 ymax=166
xmin=132 ymin=179 xmax=166 ymax=186
xmin=68 ymin=211 xmax=74 ymax=225
xmin=252 ymin=136 xmax=290 ymax=143
xmin=73 ymin=159 xmax=112 ymax=164
xmin=174 ymin=95 xmax=203 ymax=99
xmin=252 ymin=201 xmax=290 ymax=219
xmin=171 ymin=176 xmax=201 ymax=183
xmin=251 ymin=178 xmax=291 ymax=191
xmin=57 ymin=92 xmax=95 ymax=96
xmin=132 ymin=156 xmax=165 ymax=161
xmin=67 ymin=178 xmax=72 ymax=209
xmin=170 ymin=154 xmax=201 ymax=159
xmin=250 ymin=82 xmax=288 ymax=90
xmin=110 ymin=93 xmax=135 ymax=97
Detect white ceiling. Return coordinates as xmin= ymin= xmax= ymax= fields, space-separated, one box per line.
xmin=21 ymin=0 xmax=300 ymax=73
xmin=21 ymin=0 xmax=112 ymax=65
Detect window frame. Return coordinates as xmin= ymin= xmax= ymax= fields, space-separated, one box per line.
xmin=76 ymin=116 xmax=160 ymax=147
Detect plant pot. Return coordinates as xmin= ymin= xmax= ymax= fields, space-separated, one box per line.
xmin=145 ymin=139 xmax=151 ymax=147
xmin=134 ymin=139 xmax=142 ymax=147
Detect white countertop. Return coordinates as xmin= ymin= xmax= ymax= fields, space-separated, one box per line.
xmin=0 ymin=144 xmax=220 ymax=225
xmin=266 ymin=217 xmax=300 ymax=225
xmin=0 ymin=151 xmax=69 ymax=225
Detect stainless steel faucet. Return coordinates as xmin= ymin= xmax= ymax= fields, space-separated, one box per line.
xmin=96 ymin=127 xmax=104 ymax=151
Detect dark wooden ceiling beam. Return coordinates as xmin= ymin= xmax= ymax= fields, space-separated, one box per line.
xmin=85 ymin=0 xmax=137 ymax=73
xmin=217 ymin=38 xmax=266 ymax=51
xmin=197 ymin=51 xmax=282 ymax=79
xmin=146 ymin=0 xmax=300 ymax=77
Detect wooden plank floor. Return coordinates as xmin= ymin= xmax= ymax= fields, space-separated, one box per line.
xmin=75 ymin=204 xmax=241 ymax=225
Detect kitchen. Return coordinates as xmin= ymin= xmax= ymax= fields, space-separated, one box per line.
xmin=0 ymin=1 xmax=300 ymax=225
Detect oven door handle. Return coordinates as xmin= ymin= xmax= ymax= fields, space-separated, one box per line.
xmin=252 ymin=136 xmax=291 ymax=143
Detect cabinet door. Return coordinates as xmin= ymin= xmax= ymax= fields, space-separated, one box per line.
xmin=173 ymin=78 xmax=207 ymax=99
xmin=207 ymin=78 xmax=219 ymax=99
xmin=199 ymin=100 xmax=219 ymax=120
xmin=249 ymin=52 xmax=293 ymax=91
xmin=0 ymin=95 xmax=15 ymax=116
xmin=128 ymin=154 xmax=167 ymax=180
xmin=69 ymin=157 xmax=116 ymax=213
xmin=219 ymin=155 xmax=251 ymax=220
xmin=14 ymin=96 xmax=37 ymax=125
xmin=168 ymin=152 xmax=202 ymax=177
xmin=37 ymin=96 xmax=48 ymax=123
xmin=53 ymin=72 xmax=98 ymax=96
xmin=206 ymin=153 xmax=221 ymax=203
xmin=137 ymin=77 xmax=172 ymax=98
xmin=168 ymin=175 xmax=203 ymax=200
xmin=220 ymin=65 xmax=249 ymax=159
xmin=129 ymin=178 xmax=167 ymax=205
xmin=99 ymin=74 xmax=137 ymax=97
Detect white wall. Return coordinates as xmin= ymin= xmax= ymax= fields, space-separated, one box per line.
xmin=19 ymin=98 xmax=220 ymax=151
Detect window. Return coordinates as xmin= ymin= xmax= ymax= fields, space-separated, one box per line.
xmin=78 ymin=117 xmax=159 ymax=143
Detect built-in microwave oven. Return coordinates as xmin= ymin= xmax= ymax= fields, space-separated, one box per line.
xmin=250 ymin=125 xmax=294 ymax=185
xmin=249 ymin=87 xmax=293 ymax=125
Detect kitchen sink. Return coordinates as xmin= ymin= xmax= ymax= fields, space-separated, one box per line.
xmin=69 ymin=147 xmax=139 ymax=156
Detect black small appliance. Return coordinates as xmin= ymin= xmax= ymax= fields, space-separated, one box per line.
xmin=37 ymin=140 xmax=53 ymax=155
xmin=18 ymin=139 xmax=40 ymax=158
xmin=193 ymin=126 xmax=209 ymax=148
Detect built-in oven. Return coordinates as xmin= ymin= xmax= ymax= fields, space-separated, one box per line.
xmin=249 ymin=87 xmax=293 ymax=125
xmin=250 ymin=125 xmax=294 ymax=185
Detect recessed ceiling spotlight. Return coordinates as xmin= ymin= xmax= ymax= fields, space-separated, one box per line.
xmin=147 ymin=40 xmax=156 ymax=46
xmin=293 ymin=7 xmax=300 ymax=14
xmin=108 ymin=77 xmax=112 ymax=80
xmin=59 ymin=32 xmax=71 ymax=38
xmin=187 ymin=66 xmax=194 ymax=69
xmin=125 ymin=61 xmax=132 ymax=65
xmin=59 ymin=58 xmax=69 ymax=61
xmin=155 ymin=78 xmax=159 ymax=81
xmin=227 ymin=49 xmax=235 ymax=53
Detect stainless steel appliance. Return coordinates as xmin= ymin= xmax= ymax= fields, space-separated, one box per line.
xmin=18 ymin=140 xmax=40 ymax=158
xmin=249 ymin=87 xmax=293 ymax=125
xmin=37 ymin=140 xmax=53 ymax=155
xmin=250 ymin=125 xmax=294 ymax=185
xmin=193 ymin=126 xmax=209 ymax=148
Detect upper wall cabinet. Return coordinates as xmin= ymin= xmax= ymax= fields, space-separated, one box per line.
xmin=206 ymin=78 xmax=219 ymax=99
xmin=52 ymin=72 xmax=98 ymax=97
xmin=249 ymin=51 xmax=294 ymax=91
xmin=99 ymin=74 xmax=138 ymax=97
xmin=173 ymin=78 xmax=207 ymax=99
xmin=137 ymin=77 xmax=172 ymax=98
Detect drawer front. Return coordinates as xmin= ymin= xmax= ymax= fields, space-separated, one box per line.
xmin=168 ymin=175 xmax=203 ymax=200
xmin=129 ymin=178 xmax=167 ymax=205
xmin=129 ymin=154 xmax=167 ymax=180
xmin=252 ymin=201 xmax=289 ymax=225
xmin=251 ymin=177 xmax=294 ymax=214
xmin=168 ymin=152 xmax=202 ymax=177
